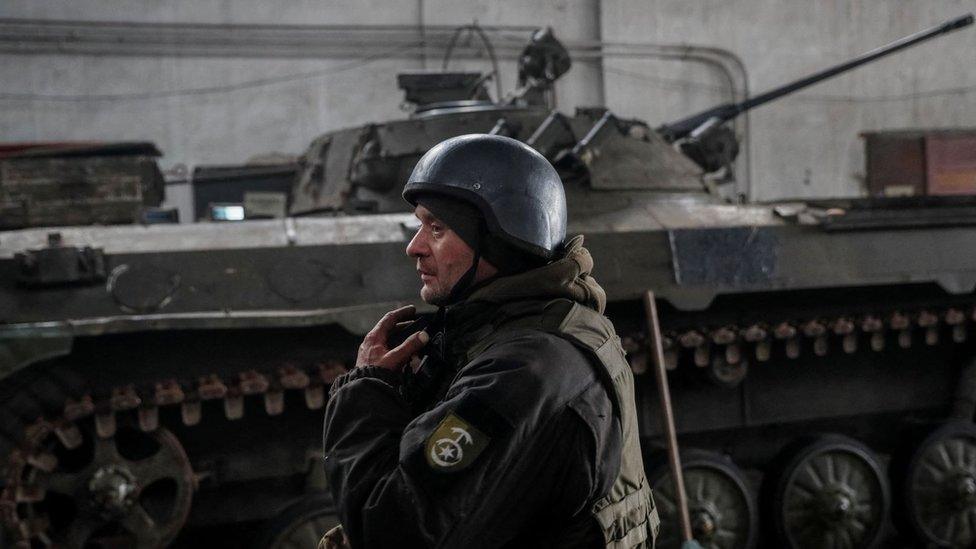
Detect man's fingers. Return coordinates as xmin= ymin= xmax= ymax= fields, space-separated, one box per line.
xmin=374 ymin=305 xmax=417 ymax=335
xmin=383 ymin=330 xmax=429 ymax=367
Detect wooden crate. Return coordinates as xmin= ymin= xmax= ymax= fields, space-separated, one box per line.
xmin=863 ymin=130 xmax=976 ymax=197
xmin=0 ymin=142 xmax=164 ymax=229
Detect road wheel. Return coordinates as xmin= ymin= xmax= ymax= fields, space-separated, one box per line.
xmin=897 ymin=421 xmax=976 ymax=547
xmin=765 ymin=434 xmax=889 ymax=549
xmin=647 ymin=449 xmax=758 ymax=549
xmin=15 ymin=422 xmax=194 ymax=548
xmin=253 ymin=492 xmax=340 ymax=549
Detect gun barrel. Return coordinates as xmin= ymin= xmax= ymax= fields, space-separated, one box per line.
xmin=740 ymin=13 xmax=973 ymax=111
xmin=659 ymin=13 xmax=974 ymax=142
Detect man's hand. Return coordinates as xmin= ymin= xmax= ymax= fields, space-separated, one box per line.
xmin=357 ymin=305 xmax=429 ymax=371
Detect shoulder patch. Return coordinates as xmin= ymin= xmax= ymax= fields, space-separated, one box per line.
xmin=425 ymin=412 xmax=490 ymax=472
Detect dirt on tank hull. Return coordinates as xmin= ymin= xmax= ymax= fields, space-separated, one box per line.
xmin=3 ymin=18 xmax=976 ymax=549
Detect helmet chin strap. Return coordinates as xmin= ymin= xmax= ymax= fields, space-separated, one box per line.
xmin=444 ymin=225 xmax=483 ymax=306
xmin=429 ymin=222 xmax=484 ymax=347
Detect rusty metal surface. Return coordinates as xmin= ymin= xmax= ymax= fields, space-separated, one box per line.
xmin=864 ymin=129 xmax=976 ymax=197
xmin=863 ymin=131 xmax=926 ymax=197
xmin=0 ymin=146 xmax=164 ymax=229
xmin=926 ymin=132 xmax=976 ymax=195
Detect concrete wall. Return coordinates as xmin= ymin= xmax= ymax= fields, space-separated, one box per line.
xmin=603 ymin=1 xmax=976 ymax=200
xmin=1 ymin=0 xmax=974 ymax=212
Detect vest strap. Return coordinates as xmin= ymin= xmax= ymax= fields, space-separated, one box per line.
xmin=591 ymin=479 xmax=658 ymax=548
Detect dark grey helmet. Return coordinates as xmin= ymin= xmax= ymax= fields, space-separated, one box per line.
xmin=402 ymin=134 xmax=567 ymax=259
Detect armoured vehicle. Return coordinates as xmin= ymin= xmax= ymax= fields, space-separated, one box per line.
xmin=2 ymin=15 xmax=975 ymax=549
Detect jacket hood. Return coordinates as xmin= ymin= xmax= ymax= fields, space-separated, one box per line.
xmin=464 ymin=235 xmax=607 ymax=314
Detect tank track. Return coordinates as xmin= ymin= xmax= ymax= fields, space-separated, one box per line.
xmin=0 ymin=303 xmax=972 ymax=545
xmin=0 ymin=360 xmax=348 ymax=546
xmin=642 ymin=306 xmax=972 ymax=371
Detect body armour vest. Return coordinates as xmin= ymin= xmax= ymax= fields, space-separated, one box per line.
xmin=465 ymin=298 xmax=660 ymax=548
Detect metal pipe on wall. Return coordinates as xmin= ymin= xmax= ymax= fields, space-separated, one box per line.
xmin=0 ymin=20 xmax=746 ymax=98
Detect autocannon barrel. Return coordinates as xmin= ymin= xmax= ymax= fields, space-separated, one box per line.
xmin=657 ymin=13 xmax=974 ymax=143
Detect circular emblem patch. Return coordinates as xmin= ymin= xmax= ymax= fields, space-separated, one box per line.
xmin=425 ymin=413 xmax=489 ymax=472
xmin=430 ymin=427 xmax=472 ymax=467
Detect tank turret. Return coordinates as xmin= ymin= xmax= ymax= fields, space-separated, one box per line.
xmin=291 ymin=15 xmax=973 ymax=216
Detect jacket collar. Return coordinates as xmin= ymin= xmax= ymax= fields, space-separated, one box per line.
xmin=438 ymin=235 xmax=607 ymax=362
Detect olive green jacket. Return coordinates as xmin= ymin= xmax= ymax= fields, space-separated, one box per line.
xmin=323 ymin=236 xmax=658 ymax=548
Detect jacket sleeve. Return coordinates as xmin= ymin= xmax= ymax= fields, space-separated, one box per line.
xmin=322 ymin=337 xmax=604 ymax=549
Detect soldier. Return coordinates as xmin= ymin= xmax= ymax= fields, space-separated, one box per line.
xmin=322 ymin=134 xmax=658 ymax=548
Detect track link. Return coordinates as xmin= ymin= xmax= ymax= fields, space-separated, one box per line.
xmin=0 ymin=360 xmax=348 ymax=546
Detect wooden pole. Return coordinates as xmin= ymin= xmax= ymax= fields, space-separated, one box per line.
xmin=643 ymin=290 xmax=694 ymax=543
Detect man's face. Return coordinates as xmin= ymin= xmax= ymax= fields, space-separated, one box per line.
xmin=406 ymin=205 xmax=496 ymax=305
